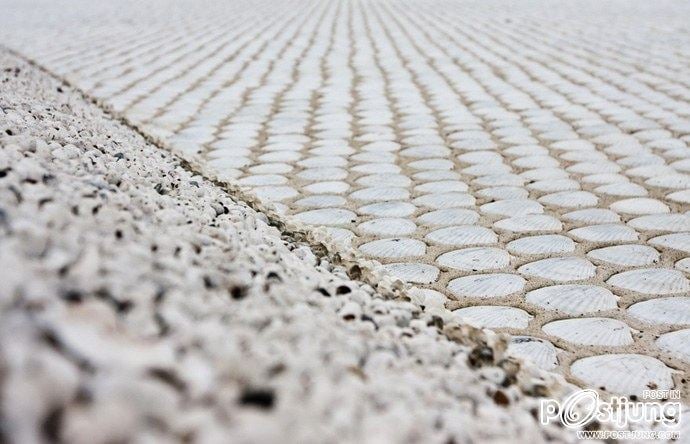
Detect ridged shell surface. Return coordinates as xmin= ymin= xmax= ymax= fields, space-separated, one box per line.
xmin=507 ymin=337 xmax=559 ymax=370
xmin=518 ymin=257 xmax=596 ymax=282
xmin=586 ymin=245 xmax=660 ymax=267
xmin=542 ymin=318 xmax=635 ymax=346
xmin=571 ymin=354 xmax=675 ymax=395
xmin=447 ymin=273 xmax=526 ymax=299
xmin=656 ymin=329 xmax=690 ymax=363
xmin=525 ymin=285 xmax=618 ymax=315
xmin=627 ymin=297 xmax=690 ymax=325
xmin=506 ymin=235 xmax=576 ymax=256
xmin=453 ymin=306 xmax=533 ymax=329
xmin=437 ymin=248 xmax=510 ymax=271
xmin=607 ymin=269 xmax=690 ymax=295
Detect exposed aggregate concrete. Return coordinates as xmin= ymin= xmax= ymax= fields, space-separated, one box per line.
xmin=0 ymin=52 xmax=588 ymax=443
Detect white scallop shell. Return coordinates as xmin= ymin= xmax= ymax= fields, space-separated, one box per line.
xmin=571 ymin=354 xmax=675 ymax=395
xmin=648 ymin=233 xmax=690 ymax=253
xmin=593 ymin=133 xmax=637 ymax=144
xmin=253 ymin=185 xmax=298 ymax=202
xmin=581 ymin=173 xmax=629 ymax=185
xmin=350 ymin=186 xmax=409 ymax=201
xmin=562 ymin=208 xmax=621 ymax=224
xmin=627 ymin=297 xmax=690 ymax=325
xmin=356 ymin=173 xmax=411 ymax=187
xmin=617 ymin=154 xmax=664 ymax=167
xmin=425 ymin=226 xmax=497 ymax=246
xmin=506 ymin=235 xmax=576 ymax=256
xmin=538 ymin=191 xmax=598 ymax=209
xmin=350 ymin=152 xmax=395 ymax=164
xmin=676 ymin=258 xmax=690 ymax=273
xmin=447 ymin=273 xmax=526 ymax=299
xmin=322 ymin=228 xmax=354 ymax=247
xmin=518 ymin=257 xmax=596 ymax=282
xmin=527 ymin=178 xmax=581 ymax=193
xmin=381 ymin=263 xmax=439 ymax=284
xmin=607 ymin=269 xmax=690 ymax=295
xmin=521 ymin=167 xmax=569 ymax=181
xmin=417 ymin=209 xmax=480 ymax=226
xmin=609 ymin=198 xmax=670 ymax=215
xmin=414 ymin=180 xmax=468 ymax=194
xmin=414 ymin=171 xmax=460 ymax=181
xmin=475 ymin=186 xmax=529 ymax=200
xmin=507 ymin=336 xmax=559 ymax=370
xmin=551 ymin=140 xmax=595 ymax=151
xmin=358 ymin=218 xmax=417 ymax=236
xmin=303 ymin=181 xmax=350 ymax=194
xmin=358 ymin=238 xmax=426 ymax=258
xmin=667 ymin=189 xmax=690 ymax=204
xmin=402 ymin=146 xmax=451 ymax=159
xmin=413 ymin=192 xmax=475 ymax=209
xmin=513 ymin=155 xmax=560 ymax=169
xmin=294 ymin=195 xmax=346 ymax=208
xmin=437 ymin=248 xmax=510 ymax=271
xmin=567 ymin=161 xmax=620 ymax=174
xmin=238 ymin=174 xmax=287 ymax=186
xmin=627 ymin=165 xmax=675 ymax=179
xmin=353 ymin=163 xmax=400 ymax=174
xmin=407 ymin=287 xmax=447 ymax=309
xmin=493 ymin=215 xmax=562 ymax=233
xmin=294 ymin=208 xmax=356 ymax=226
xmin=568 ymin=224 xmax=638 ymax=243
xmin=408 ymin=159 xmax=454 ymax=171
xmin=480 ymin=199 xmax=544 ymax=217
xmin=452 ymin=138 xmax=498 ymax=151
xmin=452 ymin=306 xmax=532 ymax=329
xmin=525 ymin=284 xmax=618 ymax=315
xmin=646 ymin=173 xmax=690 ymax=189
xmin=404 ymin=134 xmax=443 ymax=145
xmin=457 ymin=151 xmax=503 ymax=164
xmin=656 ymin=329 xmax=690 ymax=363
xmin=457 ymin=151 xmax=503 ymax=165
xmin=586 ymin=245 xmax=660 ymax=267
xmin=359 ymin=202 xmax=416 ymax=217
xmin=298 ymin=167 xmax=347 ymax=181
xmin=504 ymin=145 xmax=548 ymax=156
xmin=299 ymin=155 xmax=346 ymax=168
xmin=542 ymin=318 xmax=634 ymax=346
xmin=594 ymin=182 xmax=647 ymax=197
xmin=249 ymin=163 xmax=293 ymax=175
xmin=472 ymin=173 xmax=525 ymax=187
xmin=628 ymin=214 xmax=690 ymax=232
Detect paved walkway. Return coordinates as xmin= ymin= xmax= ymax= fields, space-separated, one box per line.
xmin=4 ymin=50 xmax=591 ymax=442
xmin=3 ymin=0 xmax=690 ymax=397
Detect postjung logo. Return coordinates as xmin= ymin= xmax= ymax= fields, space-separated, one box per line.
xmin=540 ymin=389 xmax=682 ymax=438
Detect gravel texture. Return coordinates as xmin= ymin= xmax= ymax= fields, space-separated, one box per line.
xmin=0 ymin=52 xmax=585 ymax=443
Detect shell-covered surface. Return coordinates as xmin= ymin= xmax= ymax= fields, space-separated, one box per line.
xmin=506 ymin=235 xmax=576 ymax=256
xmin=542 ymin=318 xmax=635 ymax=346
xmin=586 ymin=245 xmax=660 ymax=267
xmin=447 ymin=273 xmax=525 ymax=299
xmin=525 ymin=285 xmax=619 ymax=315
xmin=657 ymin=329 xmax=690 ymax=364
xmin=571 ymin=354 xmax=676 ymax=396
xmin=518 ymin=257 xmax=596 ymax=282
xmin=607 ymin=269 xmax=690 ymax=295
xmin=4 ymin=0 xmax=689 ymax=394
xmin=453 ymin=306 xmax=533 ymax=329
xmin=628 ymin=297 xmax=690 ymax=326
xmin=507 ymin=336 xmax=560 ymax=371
